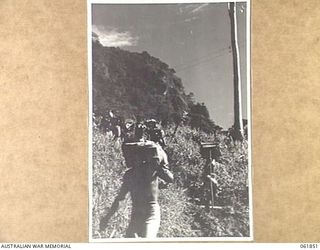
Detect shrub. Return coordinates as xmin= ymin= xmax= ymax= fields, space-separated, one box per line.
xmin=92 ymin=123 xmax=250 ymax=238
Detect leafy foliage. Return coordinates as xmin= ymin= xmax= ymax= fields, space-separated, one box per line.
xmin=92 ymin=38 xmax=250 ymax=239
xmin=92 ymin=123 xmax=250 ymax=238
xmin=92 ymin=38 xmax=218 ymax=132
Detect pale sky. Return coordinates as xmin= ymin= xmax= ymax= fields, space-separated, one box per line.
xmin=92 ymin=2 xmax=248 ymax=129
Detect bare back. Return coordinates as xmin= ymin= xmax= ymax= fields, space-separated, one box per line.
xmin=118 ymin=143 xmax=173 ymax=207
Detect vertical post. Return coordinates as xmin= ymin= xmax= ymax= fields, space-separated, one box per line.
xmin=228 ymin=2 xmax=244 ymax=140
xmin=205 ymin=154 xmax=210 ymax=210
xmin=209 ymin=150 xmax=215 ymax=207
xmin=201 ymin=143 xmax=219 ymax=209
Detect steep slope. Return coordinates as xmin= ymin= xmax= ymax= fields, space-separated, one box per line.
xmin=92 ymin=37 xmax=217 ymax=132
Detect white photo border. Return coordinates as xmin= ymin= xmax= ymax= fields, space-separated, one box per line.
xmin=87 ymin=0 xmax=253 ymax=242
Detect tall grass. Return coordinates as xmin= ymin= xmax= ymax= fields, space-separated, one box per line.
xmin=92 ymin=123 xmax=250 ymax=238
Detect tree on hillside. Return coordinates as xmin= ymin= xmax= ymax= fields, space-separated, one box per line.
xmin=92 ymin=35 xmax=219 ymax=133
xmin=189 ymin=103 xmax=215 ymax=134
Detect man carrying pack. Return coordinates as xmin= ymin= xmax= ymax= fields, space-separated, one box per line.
xmin=145 ymin=119 xmax=166 ymax=147
xmin=99 ymin=140 xmax=173 ymax=238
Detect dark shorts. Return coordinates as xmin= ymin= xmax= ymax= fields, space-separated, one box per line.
xmin=125 ymin=203 xmax=160 ymax=238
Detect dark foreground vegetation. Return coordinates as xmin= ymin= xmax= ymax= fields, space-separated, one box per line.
xmin=92 ymin=123 xmax=249 ymax=238
xmin=92 ymin=35 xmax=250 ymax=238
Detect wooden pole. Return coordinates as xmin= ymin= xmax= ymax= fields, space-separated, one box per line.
xmin=228 ymin=2 xmax=244 ymax=140
xmin=209 ymin=150 xmax=214 ymax=207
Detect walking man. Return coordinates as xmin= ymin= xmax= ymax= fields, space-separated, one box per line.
xmin=99 ymin=141 xmax=173 ymax=238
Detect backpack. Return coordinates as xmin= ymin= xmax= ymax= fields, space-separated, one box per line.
xmin=122 ymin=140 xmax=160 ymax=169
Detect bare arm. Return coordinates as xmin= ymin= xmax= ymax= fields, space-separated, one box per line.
xmin=99 ymin=174 xmax=130 ymax=231
xmin=156 ymin=148 xmax=174 ymax=183
xmin=99 ymin=196 xmax=126 ymax=231
xmin=156 ymin=166 xmax=174 ymax=183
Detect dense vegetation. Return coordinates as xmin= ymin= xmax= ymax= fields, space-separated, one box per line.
xmin=92 ymin=124 xmax=249 ymax=238
xmin=91 ymin=36 xmax=250 ymax=238
xmin=92 ymin=36 xmax=220 ymax=133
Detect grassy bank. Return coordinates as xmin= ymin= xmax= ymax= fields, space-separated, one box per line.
xmin=92 ymin=124 xmax=250 ymax=238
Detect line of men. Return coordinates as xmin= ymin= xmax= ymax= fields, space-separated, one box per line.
xmin=100 ymin=111 xmax=166 ymax=147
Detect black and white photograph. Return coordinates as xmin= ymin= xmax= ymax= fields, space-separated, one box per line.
xmin=88 ymin=0 xmax=252 ymax=241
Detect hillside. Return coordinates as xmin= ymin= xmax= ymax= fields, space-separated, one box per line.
xmin=92 ymin=36 xmax=218 ymax=132
xmin=91 ymin=36 xmax=250 ymax=238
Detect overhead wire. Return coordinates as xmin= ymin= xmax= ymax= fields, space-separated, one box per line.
xmin=174 ymin=42 xmax=245 ymax=73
